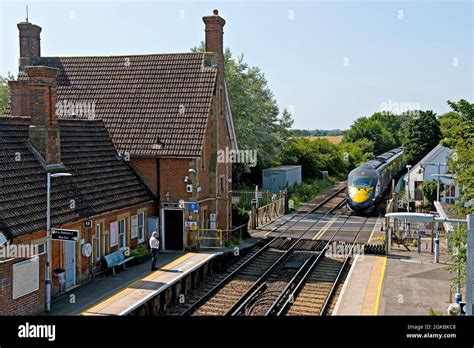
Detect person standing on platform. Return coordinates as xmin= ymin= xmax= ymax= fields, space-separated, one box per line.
xmin=149 ymin=231 xmax=160 ymax=271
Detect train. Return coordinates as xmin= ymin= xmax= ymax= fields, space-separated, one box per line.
xmin=346 ymin=147 xmax=405 ymax=214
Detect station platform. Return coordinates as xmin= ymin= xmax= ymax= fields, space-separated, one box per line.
xmin=334 ymin=236 xmax=452 ymax=315
xmin=81 ymin=251 xmax=219 ymax=316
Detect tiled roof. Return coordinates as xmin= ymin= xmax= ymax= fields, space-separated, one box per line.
xmin=37 ymin=53 xmax=218 ymax=157
xmin=0 ymin=117 xmax=154 ymax=238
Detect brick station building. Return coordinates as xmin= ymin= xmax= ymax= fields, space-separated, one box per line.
xmin=7 ymin=10 xmax=237 ymax=251
xmin=0 ymin=65 xmax=155 ymax=315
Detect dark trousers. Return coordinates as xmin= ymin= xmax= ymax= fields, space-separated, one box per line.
xmin=151 ymin=248 xmax=159 ymax=270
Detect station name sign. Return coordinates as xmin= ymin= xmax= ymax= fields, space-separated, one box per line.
xmin=51 ymin=229 xmax=79 ymax=242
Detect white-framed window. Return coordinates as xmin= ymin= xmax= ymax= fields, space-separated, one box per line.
xmin=445 ymin=185 xmax=456 ymax=205
xmin=138 ymin=212 xmax=145 ymax=243
xmin=118 ymin=219 xmax=126 ymax=248
xmin=95 ymin=223 xmax=102 ymax=262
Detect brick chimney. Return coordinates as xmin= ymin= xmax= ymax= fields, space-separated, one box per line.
xmin=25 ymin=66 xmax=61 ymax=165
xmin=8 ymin=80 xmax=31 ymax=117
xmin=203 ymin=10 xmax=225 ymax=80
xmin=18 ymin=22 xmax=42 ymax=72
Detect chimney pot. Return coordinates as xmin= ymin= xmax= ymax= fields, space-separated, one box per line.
xmin=203 ymin=10 xmax=226 ymax=82
xmin=17 ymin=22 xmax=42 ymax=72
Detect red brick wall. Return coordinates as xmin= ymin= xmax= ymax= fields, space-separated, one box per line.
xmin=0 ymin=253 xmax=46 ymax=316
xmin=130 ymin=158 xmax=158 ymax=196
xmin=159 ymin=158 xmax=193 ymax=201
xmin=11 ymin=201 xmax=155 ymax=300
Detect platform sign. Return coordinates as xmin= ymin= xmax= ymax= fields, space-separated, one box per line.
xmin=188 ymin=202 xmax=199 ymax=212
xmin=288 ymin=199 xmax=294 ymax=209
xmin=51 ymin=228 xmax=79 ymax=242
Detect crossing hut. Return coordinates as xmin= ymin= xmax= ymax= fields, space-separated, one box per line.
xmin=262 ymin=166 xmax=302 ymax=192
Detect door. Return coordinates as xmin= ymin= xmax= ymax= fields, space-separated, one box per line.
xmin=65 ymin=241 xmax=76 ymax=288
xmin=163 ymin=209 xmax=184 ymax=250
xmin=414 ymin=181 xmax=423 ymax=201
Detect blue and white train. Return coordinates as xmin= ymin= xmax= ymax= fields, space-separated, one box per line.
xmin=346 ymin=147 xmax=405 ymax=214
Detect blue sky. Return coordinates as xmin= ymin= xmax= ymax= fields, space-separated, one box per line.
xmin=1 ymin=0 xmax=472 ymax=129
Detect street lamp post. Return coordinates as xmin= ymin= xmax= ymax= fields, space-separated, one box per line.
xmin=406 ymin=165 xmax=412 ymax=213
xmin=46 ymin=172 xmax=72 ymax=312
xmin=386 ymin=212 xmax=474 ymax=315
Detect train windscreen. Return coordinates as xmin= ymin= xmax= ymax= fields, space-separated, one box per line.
xmin=348 ymin=169 xmax=377 ymax=188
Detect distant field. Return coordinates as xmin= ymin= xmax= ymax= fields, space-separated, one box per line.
xmin=301 ymin=135 xmax=343 ymax=144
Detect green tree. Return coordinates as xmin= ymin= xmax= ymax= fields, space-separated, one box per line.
xmin=338 ymin=138 xmax=375 ymax=171
xmin=343 ymin=115 xmax=397 ymax=155
xmin=0 ymin=73 xmax=15 ymax=115
xmin=402 ymin=110 xmax=442 ymax=164
xmin=421 ymin=180 xmax=444 ymax=208
xmin=372 ymin=111 xmax=411 ymax=146
xmin=277 ymin=138 xmax=346 ymax=179
xmin=438 ymin=111 xmax=462 ymax=140
xmin=440 ymin=100 xmax=473 ymax=296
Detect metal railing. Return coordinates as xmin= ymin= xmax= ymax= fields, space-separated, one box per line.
xmin=232 ymin=190 xmax=284 ymax=210
xmin=197 ymin=229 xmax=223 ymax=249
xmin=256 ymin=197 xmax=286 ymax=228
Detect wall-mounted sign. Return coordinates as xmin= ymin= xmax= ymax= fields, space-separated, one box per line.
xmin=188 ymin=202 xmax=198 ymax=212
xmin=162 ymin=203 xmax=181 ymax=209
xmin=51 ymin=229 xmax=79 ymax=242
xmin=2 ymin=277 xmax=10 ymax=289
xmin=185 ymin=221 xmax=197 ymax=233
xmin=84 ymin=220 xmax=92 ymax=228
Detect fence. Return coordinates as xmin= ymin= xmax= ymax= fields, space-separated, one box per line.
xmin=232 ymin=189 xmax=284 ymax=210
xmin=256 ymin=197 xmax=286 ymax=228
xmin=197 ymin=229 xmax=222 ymax=249
xmin=198 ymin=224 xmax=247 ymax=249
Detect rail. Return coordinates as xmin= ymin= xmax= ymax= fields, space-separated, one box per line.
xmin=272 ymin=217 xmax=369 ymax=316
xmin=180 ymin=185 xmax=347 ymax=316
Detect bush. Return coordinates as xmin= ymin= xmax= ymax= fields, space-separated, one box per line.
xmin=232 ymin=204 xmax=251 ymax=239
xmin=421 ymin=180 xmax=444 ymax=208
xmin=130 ymin=245 xmax=149 ymax=258
xmin=287 ymin=178 xmax=334 ymax=209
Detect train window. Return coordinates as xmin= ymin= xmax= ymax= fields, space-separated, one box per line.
xmin=351 ymin=176 xmax=373 ymax=188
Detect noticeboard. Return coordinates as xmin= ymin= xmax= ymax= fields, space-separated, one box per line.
xmin=51 ymin=229 xmax=79 ymax=242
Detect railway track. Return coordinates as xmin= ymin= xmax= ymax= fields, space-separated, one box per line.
xmin=267 ymin=217 xmax=369 ymax=316
xmin=180 ymin=187 xmax=348 ymax=316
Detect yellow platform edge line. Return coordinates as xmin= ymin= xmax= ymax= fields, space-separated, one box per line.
xmin=77 ymin=252 xmax=187 ymax=316
xmin=373 ymin=256 xmax=387 ymax=315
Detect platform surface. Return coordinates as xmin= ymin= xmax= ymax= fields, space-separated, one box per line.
xmin=334 ymin=237 xmax=452 ymax=315
xmin=81 ymin=252 xmax=218 ymax=316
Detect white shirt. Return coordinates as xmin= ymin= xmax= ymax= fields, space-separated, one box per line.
xmin=149 ymin=236 xmax=160 ymax=250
